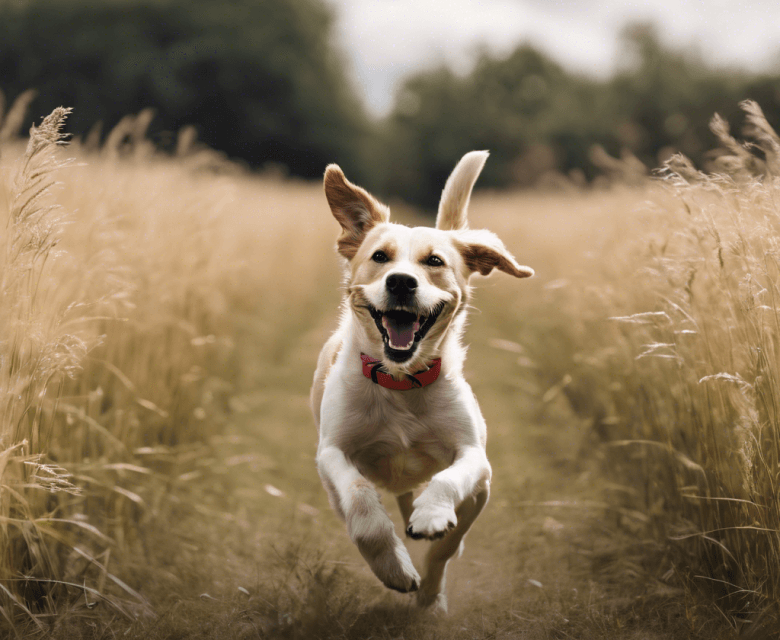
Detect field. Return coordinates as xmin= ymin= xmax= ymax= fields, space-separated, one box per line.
xmin=1 ymin=102 xmax=778 ymax=638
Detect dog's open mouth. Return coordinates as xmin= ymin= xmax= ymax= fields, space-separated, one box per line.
xmin=368 ymin=303 xmax=445 ymax=361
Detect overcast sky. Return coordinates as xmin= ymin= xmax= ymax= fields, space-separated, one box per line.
xmin=326 ymin=0 xmax=780 ymax=115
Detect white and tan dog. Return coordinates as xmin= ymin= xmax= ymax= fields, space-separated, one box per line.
xmin=311 ymin=151 xmax=533 ymax=612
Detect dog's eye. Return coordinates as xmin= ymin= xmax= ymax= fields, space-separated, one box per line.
xmin=372 ymin=250 xmax=389 ymax=263
xmin=426 ymin=255 xmax=444 ymax=267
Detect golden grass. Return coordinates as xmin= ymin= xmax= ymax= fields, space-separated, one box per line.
xmin=0 ymin=95 xmax=776 ymax=638
xmin=0 ymin=101 xmax=339 ymax=631
xmin=477 ymin=101 xmax=780 ymax=632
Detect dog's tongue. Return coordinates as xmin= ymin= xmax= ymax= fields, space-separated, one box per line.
xmin=382 ymin=315 xmax=421 ymax=350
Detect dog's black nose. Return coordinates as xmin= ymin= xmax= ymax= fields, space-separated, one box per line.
xmin=386 ymin=273 xmax=418 ymax=294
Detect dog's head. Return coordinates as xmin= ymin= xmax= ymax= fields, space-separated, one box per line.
xmin=323 ymin=151 xmax=534 ymax=376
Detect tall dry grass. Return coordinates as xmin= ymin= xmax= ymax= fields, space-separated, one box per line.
xmin=0 ymin=95 xmax=338 ymax=632
xmin=2 ymin=89 xmax=776 ymax=637
xmin=493 ymin=101 xmax=780 ymax=632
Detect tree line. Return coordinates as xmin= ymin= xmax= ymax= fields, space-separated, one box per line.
xmin=2 ymin=0 xmax=779 ymax=209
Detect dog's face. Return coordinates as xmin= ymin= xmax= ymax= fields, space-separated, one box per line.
xmin=350 ymin=224 xmax=464 ymax=366
xmin=323 ymin=151 xmax=533 ymax=374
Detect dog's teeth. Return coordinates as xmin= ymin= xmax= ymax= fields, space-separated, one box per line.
xmin=389 ymin=340 xmax=414 ymax=350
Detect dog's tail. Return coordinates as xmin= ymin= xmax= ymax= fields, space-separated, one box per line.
xmin=436 ymin=150 xmax=489 ymax=231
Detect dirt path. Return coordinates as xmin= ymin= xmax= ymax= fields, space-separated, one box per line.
xmin=43 ymin=285 xmax=717 ymax=640
xmin=46 ymin=297 xmax=705 ymax=640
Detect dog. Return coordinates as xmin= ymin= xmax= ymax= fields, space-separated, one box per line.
xmin=311 ymin=150 xmax=534 ymax=612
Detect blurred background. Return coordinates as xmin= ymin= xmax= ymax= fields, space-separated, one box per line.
xmin=2 ymin=0 xmax=780 ymax=208
xmin=3 ymin=2 xmax=780 ymax=637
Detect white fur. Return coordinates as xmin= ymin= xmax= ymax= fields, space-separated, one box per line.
xmin=311 ymin=150 xmax=532 ymax=612
xmin=436 ymin=150 xmax=489 ymax=231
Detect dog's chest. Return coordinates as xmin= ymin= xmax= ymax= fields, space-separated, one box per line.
xmin=356 ymin=441 xmax=448 ymax=495
xmin=343 ymin=399 xmax=453 ymax=495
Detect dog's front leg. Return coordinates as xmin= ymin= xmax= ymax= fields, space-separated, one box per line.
xmin=317 ymin=445 xmax=420 ymax=593
xmin=406 ymin=446 xmax=491 ymax=541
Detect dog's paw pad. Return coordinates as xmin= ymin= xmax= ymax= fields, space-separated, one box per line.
xmin=407 ymin=505 xmax=457 ymax=541
xmin=388 ymin=575 xmax=419 ymax=594
xmin=406 ymin=524 xmax=423 ymax=539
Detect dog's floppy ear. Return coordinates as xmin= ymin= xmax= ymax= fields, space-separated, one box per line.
xmin=324 ymin=165 xmax=389 ymax=260
xmin=436 ymin=150 xmax=489 ymax=231
xmin=454 ymin=229 xmax=534 ymax=278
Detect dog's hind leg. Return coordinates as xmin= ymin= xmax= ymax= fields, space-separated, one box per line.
xmin=416 ymin=485 xmax=489 ymax=613
xmin=397 ymin=492 xmax=414 ymax=528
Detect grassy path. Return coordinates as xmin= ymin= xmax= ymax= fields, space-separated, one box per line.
xmin=40 ymin=190 xmax=736 ymax=639
xmin=45 ymin=297 xmax=712 ymax=640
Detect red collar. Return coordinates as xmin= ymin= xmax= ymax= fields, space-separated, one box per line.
xmin=360 ymin=353 xmax=441 ymax=390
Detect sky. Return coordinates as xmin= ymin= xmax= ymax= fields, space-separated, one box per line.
xmin=326 ymin=0 xmax=780 ymax=115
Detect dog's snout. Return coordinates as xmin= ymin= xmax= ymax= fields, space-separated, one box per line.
xmin=386 ymin=273 xmax=418 ymax=294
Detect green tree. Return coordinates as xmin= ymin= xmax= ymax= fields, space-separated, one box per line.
xmin=0 ymin=0 xmax=372 ymax=181
xmin=384 ymin=45 xmax=616 ymax=208
xmin=608 ymin=23 xmax=744 ymax=163
xmin=382 ymin=24 xmax=780 ymax=208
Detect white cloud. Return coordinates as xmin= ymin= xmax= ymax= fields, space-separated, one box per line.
xmin=327 ymin=0 xmax=780 ymax=115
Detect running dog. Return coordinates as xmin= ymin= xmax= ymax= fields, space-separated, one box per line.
xmin=311 ymin=151 xmax=534 ymax=612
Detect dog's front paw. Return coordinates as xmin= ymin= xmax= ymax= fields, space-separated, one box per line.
xmin=406 ymin=502 xmax=457 ymax=540
xmin=368 ymin=538 xmax=420 ymax=593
